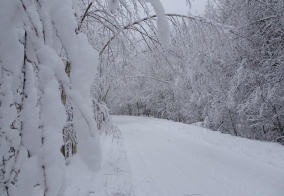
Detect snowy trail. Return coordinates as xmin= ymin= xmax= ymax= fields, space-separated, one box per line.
xmin=113 ymin=115 xmax=284 ymax=196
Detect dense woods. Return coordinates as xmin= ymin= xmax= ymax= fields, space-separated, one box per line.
xmin=0 ymin=0 xmax=283 ymax=195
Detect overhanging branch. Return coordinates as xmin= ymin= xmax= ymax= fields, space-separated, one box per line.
xmin=99 ymin=13 xmax=235 ymax=56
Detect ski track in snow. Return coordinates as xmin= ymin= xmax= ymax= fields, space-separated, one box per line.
xmin=94 ymin=115 xmax=284 ymax=196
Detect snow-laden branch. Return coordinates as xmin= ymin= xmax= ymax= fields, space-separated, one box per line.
xmin=144 ymin=0 xmax=170 ymax=48
xmin=99 ymin=13 xmax=235 ymax=56
xmin=236 ymin=15 xmax=279 ymax=29
xmin=77 ymin=2 xmax=93 ymax=32
xmin=125 ymin=75 xmax=172 ymax=85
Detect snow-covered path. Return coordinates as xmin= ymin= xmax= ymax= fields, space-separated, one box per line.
xmin=112 ymin=115 xmax=284 ymax=196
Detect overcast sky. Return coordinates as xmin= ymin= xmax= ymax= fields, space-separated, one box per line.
xmin=161 ymin=0 xmax=208 ymax=15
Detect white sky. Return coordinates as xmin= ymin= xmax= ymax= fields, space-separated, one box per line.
xmin=161 ymin=0 xmax=208 ymax=15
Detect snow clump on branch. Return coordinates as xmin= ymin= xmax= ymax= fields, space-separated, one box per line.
xmin=106 ymin=0 xmax=170 ymax=48
xmin=143 ymin=0 xmax=170 ymax=48
xmin=107 ymin=0 xmax=119 ymax=14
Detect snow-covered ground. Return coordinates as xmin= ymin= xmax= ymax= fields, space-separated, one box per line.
xmin=70 ymin=115 xmax=284 ymax=196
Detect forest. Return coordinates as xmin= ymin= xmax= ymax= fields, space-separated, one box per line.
xmin=107 ymin=0 xmax=284 ymax=143
xmin=0 ymin=0 xmax=283 ymax=195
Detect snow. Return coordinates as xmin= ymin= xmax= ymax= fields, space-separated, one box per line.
xmin=40 ymin=78 xmax=66 ymax=196
xmin=21 ymin=63 xmax=41 ymax=156
xmin=17 ymin=155 xmax=43 ymax=196
xmin=0 ymin=0 xmax=282 ymax=195
xmin=37 ymin=0 xmax=101 ymax=173
xmin=107 ymin=0 xmax=119 ymax=14
xmin=144 ymin=0 xmax=170 ymax=48
xmin=86 ymin=115 xmax=284 ymax=196
xmin=1 ymin=0 xmax=102 ymax=195
xmin=65 ymin=155 xmax=94 ymax=196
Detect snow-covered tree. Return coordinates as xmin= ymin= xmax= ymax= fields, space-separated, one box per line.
xmin=216 ymin=0 xmax=284 ymax=141
xmin=0 ymin=0 xmax=171 ymax=195
xmin=0 ymin=0 xmax=100 ymax=195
